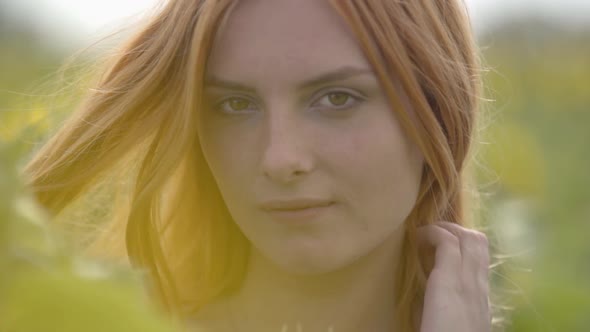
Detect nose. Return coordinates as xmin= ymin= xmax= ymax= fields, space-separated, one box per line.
xmin=260 ymin=113 xmax=314 ymax=184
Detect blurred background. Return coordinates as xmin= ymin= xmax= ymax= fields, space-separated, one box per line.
xmin=1 ymin=0 xmax=589 ymax=331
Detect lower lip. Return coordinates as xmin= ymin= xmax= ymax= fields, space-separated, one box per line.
xmin=265 ymin=203 xmax=335 ymax=222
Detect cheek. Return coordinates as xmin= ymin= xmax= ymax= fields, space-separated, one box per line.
xmin=323 ymin=119 xmax=422 ymax=228
xmin=200 ymin=121 xmax=253 ymax=175
xmin=198 ymin=125 xmax=252 ymax=205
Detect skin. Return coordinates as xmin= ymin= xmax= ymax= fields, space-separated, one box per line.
xmin=416 ymin=222 xmax=491 ymax=332
xmin=195 ymin=0 xmax=491 ymax=331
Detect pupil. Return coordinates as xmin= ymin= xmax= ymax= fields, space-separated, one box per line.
xmin=329 ymin=93 xmax=348 ymax=106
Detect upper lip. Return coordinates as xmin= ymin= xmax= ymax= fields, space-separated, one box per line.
xmin=259 ymin=198 xmax=334 ymax=211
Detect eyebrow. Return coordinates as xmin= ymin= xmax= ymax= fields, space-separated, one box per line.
xmin=204 ymin=66 xmax=374 ymax=93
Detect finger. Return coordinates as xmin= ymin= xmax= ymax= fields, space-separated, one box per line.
xmin=433 ymin=221 xmax=490 ymax=290
xmin=416 ymin=224 xmax=462 ymax=275
xmin=433 ymin=221 xmax=490 ymax=271
xmin=435 ymin=221 xmax=492 ymax=327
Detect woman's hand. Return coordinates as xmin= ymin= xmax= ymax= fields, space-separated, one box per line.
xmin=416 ymin=221 xmax=491 ymax=332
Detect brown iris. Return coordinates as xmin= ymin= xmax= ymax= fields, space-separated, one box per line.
xmin=228 ymin=98 xmax=250 ymax=111
xmin=328 ymin=93 xmax=349 ymax=106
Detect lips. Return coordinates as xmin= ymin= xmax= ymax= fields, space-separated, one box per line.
xmin=258 ymin=198 xmax=336 ymax=223
xmin=259 ymin=198 xmax=334 ymax=211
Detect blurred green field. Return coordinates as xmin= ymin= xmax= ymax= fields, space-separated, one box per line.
xmin=1 ymin=14 xmax=589 ymax=332
xmin=476 ymin=21 xmax=590 ymax=331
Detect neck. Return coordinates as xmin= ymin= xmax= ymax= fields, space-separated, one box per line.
xmin=225 ymin=229 xmax=404 ymax=332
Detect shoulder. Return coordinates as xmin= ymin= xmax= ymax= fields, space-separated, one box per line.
xmin=183 ymin=298 xmax=231 ymax=332
xmin=184 ymin=320 xmax=216 ymax=332
xmin=184 ymin=316 xmax=220 ymax=332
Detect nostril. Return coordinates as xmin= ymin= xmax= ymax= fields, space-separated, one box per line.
xmin=260 ymin=145 xmax=314 ymax=184
xmin=263 ymin=165 xmax=308 ymax=184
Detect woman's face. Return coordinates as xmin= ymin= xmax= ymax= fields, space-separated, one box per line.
xmin=198 ymin=0 xmax=424 ymax=274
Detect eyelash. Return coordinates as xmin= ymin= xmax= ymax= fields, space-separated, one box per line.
xmin=211 ymin=90 xmax=364 ymax=115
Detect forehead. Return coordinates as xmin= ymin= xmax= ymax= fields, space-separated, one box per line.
xmin=206 ymin=0 xmax=370 ymax=86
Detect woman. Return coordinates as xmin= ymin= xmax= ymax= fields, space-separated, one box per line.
xmin=23 ymin=0 xmax=492 ymax=331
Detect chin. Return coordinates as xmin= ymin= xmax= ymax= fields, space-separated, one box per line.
xmin=265 ymin=243 xmax=363 ymax=276
xmin=276 ymin=260 xmax=345 ymax=276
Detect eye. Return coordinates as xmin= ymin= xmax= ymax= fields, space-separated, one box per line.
xmin=312 ymin=91 xmax=362 ymax=110
xmin=214 ymin=97 xmax=258 ymax=114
